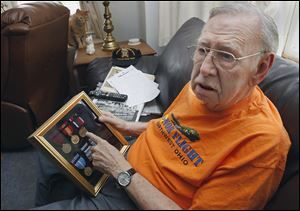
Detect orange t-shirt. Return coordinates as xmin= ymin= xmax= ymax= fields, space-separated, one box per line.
xmin=127 ymin=82 xmax=290 ymax=210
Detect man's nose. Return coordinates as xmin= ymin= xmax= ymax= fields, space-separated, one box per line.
xmin=199 ymin=53 xmax=217 ymax=76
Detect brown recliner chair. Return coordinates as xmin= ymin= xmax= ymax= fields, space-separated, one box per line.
xmin=1 ymin=2 xmax=70 ymax=150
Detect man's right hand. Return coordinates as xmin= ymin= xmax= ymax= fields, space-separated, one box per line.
xmin=98 ymin=111 xmax=130 ymax=136
xmin=98 ymin=111 xmax=149 ymax=136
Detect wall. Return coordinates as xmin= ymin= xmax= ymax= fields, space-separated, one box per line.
xmin=144 ymin=1 xmax=165 ymax=55
xmin=6 ymin=1 xmax=163 ymax=54
xmin=98 ymin=1 xmax=164 ymax=55
xmin=1 ymin=1 xmax=17 ymax=12
xmin=99 ymin=2 xmax=145 ymax=45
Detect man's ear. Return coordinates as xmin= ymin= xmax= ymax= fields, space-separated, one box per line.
xmin=252 ymin=52 xmax=276 ymax=85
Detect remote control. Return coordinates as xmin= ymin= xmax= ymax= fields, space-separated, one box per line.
xmin=90 ymin=90 xmax=128 ymax=102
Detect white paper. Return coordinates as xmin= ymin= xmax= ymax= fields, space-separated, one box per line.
xmin=126 ymin=66 xmax=159 ymax=88
xmin=107 ymin=66 xmax=160 ymax=107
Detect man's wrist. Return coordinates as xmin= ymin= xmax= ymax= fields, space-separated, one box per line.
xmin=124 ymin=121 xmax=134 ymax=136
xmin=116 ymin=168 xmax=137 ymax=188
xmin=112 ymin=162 xmax=132 ymax=179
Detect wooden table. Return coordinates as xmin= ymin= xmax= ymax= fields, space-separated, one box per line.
xmin=75 ymin=40 xmax=156 ymax=66
xmin=72 ymin=40 xmax=156 ymax=92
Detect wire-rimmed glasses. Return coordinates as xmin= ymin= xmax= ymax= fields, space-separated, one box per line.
xmin=187 ymin=45 xmax=266 ymax=70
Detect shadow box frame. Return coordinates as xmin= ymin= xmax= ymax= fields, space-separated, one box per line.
xmin=28 ymin=91 xmax=130 ymax=197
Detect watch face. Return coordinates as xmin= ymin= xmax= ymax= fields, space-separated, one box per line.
xmin=117 ymin=172 xmax=131 ymax=187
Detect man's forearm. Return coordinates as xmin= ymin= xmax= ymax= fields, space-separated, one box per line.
xmin=126 ymin=122 xmax=148 ymax=136
xmin=125 ymin=173 xmax=182 ymax=210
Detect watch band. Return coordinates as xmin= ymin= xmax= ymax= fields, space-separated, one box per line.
xmin=127 ymin=168 xmax=136 ymax=176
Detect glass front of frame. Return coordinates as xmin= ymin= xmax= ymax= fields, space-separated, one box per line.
xmin=28 ymin=91 xmax=129 ymax=196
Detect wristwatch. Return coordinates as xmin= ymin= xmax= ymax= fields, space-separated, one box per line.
xmin=117 ymin=168 xmax=136 ymax=187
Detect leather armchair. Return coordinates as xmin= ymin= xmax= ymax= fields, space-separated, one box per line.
xmin=1 ymin=2 xmax=70 ymax=150
xmin=85 ymin=17 xmax=299 ymax=209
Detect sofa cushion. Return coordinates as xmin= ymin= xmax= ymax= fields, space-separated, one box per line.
xmin=155 ymin=18 xmax=205 ymax=111
xmin=259 ymin=56 xmax=299 ymax=185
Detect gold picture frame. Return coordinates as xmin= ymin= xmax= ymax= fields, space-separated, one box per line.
xmin=28 ymin=91 xmax=130 ymax=197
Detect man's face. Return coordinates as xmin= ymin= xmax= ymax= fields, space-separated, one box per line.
xmin=191 ymin=14 xmax=261 ymax=111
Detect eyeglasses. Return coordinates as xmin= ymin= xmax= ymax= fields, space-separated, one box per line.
xmin=187 ymin=45 xmax=266 ymax=70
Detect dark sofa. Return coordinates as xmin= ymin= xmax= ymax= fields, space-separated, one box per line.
xmin=86 ymin=18 xmax=299 ymax=209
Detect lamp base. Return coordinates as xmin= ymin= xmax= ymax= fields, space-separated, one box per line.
xmin=102 ymin=41 xmax=119 ymax=51
xmin=102 ymin=34 xmax=119 ymax=51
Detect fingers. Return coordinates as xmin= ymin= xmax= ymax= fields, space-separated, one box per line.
xmin=99 ymin=111 xmax=117 ymax=123
xmin=86 ymin=132 xmax=103 ymax=145
xmin=98 ymin=114 xmax=119 ymax=126
xmin=101 ymin=111 xmax=114 ymax=118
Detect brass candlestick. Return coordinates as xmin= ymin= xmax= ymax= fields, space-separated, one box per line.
xmin=102 ymin=1 xmax=119 ymax=51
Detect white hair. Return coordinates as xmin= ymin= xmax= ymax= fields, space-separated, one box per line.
xmin=209 ymin=2 xmax=279 ymax=53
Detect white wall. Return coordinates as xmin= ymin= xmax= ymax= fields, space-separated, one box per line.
xmin=99 ymin=2 xmax=145 ymax=45
xmin=99 ymin=1 xmax=164 ymax=55
xmin=144 ymin=1 xmax=165 ymax=55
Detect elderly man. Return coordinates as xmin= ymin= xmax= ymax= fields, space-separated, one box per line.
xmin=33 ymin=2 xmax=290 ymax=210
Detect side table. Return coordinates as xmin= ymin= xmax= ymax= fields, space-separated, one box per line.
xmin=73 ymin=40 xmax=156 ymax=92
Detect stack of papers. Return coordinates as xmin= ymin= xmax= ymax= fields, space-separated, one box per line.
xmin=107 ymin=66 xmax=160 ymax=107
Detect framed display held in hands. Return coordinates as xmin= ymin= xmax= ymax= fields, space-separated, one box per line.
xmin=28 ymin=91 xmax=130 ymax=197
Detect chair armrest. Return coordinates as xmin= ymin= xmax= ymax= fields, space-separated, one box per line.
xmin=1 ymin=101 xmax=34 ymax=150
xmin=134 ymin=55 xmax=160 ymax=75
xmin=67 ymin=47 xmax=79 ymax=96
xmin=85 ymin=57 xmax=113 ymax=92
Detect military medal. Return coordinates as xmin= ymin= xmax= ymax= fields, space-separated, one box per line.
xmin=71 ymin=153 xmax=80 ymax=164
xmin=75 ymin=156 xmax=86 ymax=169
xmin=80 ymin=142 xmax=89 ymax=151
xmin=83 ymin=145 xmax=92 ymax=160
xmin=86 ymin=150 xmax=92 ymax=161
xmin=71 ymin=135 xmax=80 ymax=144
xmin=51 ymin=130 xmax=65 ymax=145
xmin=84 ymin=166 xmax=93 ymax=176
xmin=88 ymin=138 xmax=97 ymax=146
xmin=71 ymin=153 xmax=87 ymax=170
xmin=79 ymin=127 xmax=87 ymax=137
xmin=62 ymin=143 xmax=72 ymax=154
xmin=51 ymin=127 xmax=71 ymax=153
xmin=62 ymin=125 xmax=73 ymax=137
xmin=77 ymin=116 xmax=85 ymax=126
xmin=59 ymin=122 xmax=68 ymax=132
xmin=80 ymin=143 xmax=92 ymax=160
xmin=60 ymin=120 xmax=81 ymax=145
xmin=72 ymin=120 xmax=79 ymax=129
